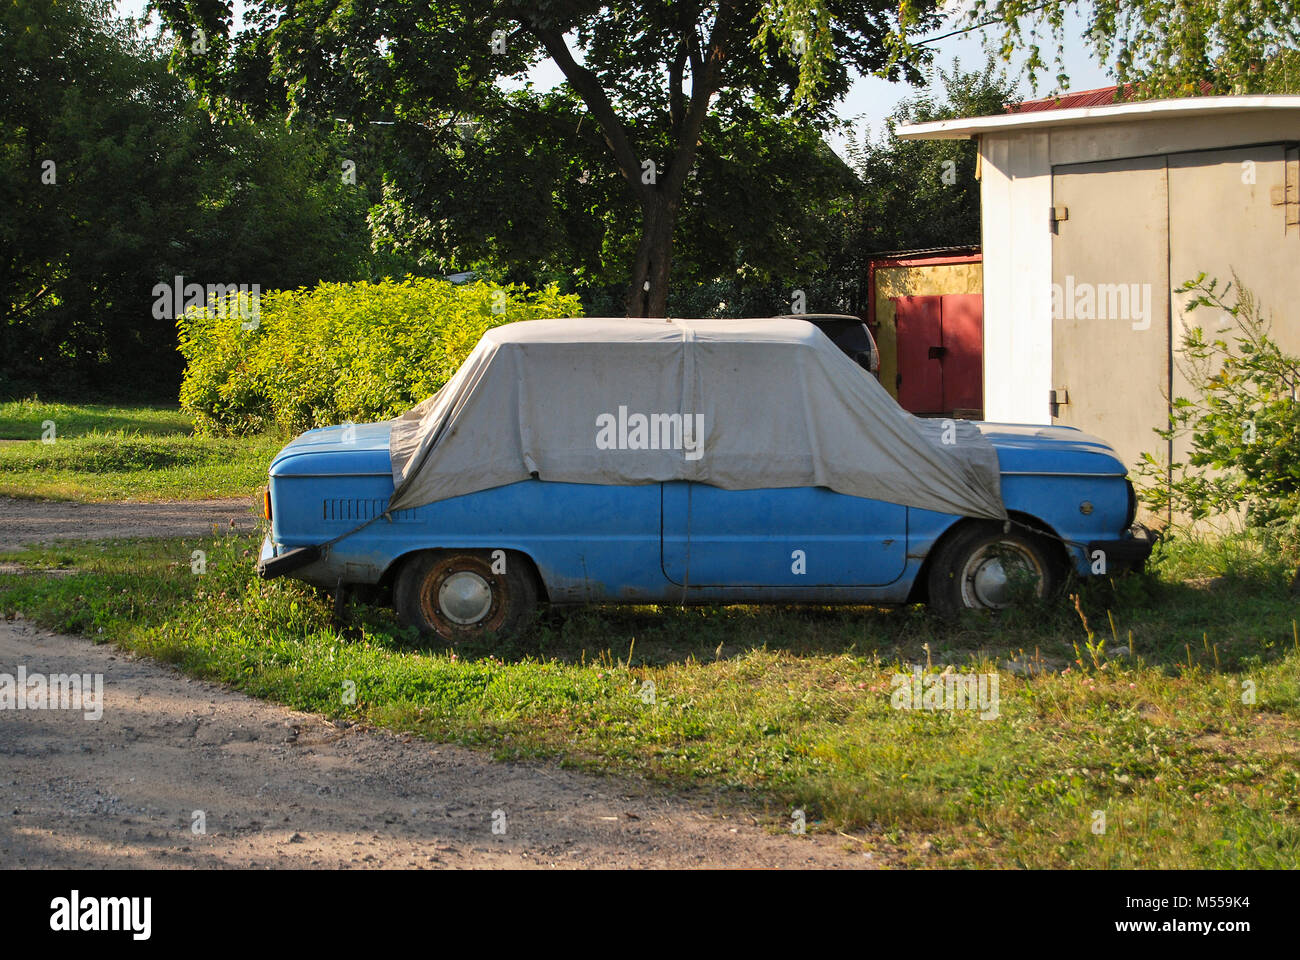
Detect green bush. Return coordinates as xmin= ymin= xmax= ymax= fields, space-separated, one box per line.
xmin=1136 ymin=274 xmax=1300 ymax=542
xmin=177 ymin=278 xmax=581 ymax=435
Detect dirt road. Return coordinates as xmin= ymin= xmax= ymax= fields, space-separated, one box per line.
xmin=0 ymin=497 xmax=259 ymax=551
xmin=0 ymin=617 xmax=869 ymax=869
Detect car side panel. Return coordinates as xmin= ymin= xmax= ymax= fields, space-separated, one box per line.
xmin=904 ymin=473 xmax=1132 ymax=575
xmin=270 ymin=476 xmax=676 ymax=600
xmin=660 ymin=481 xmax=909 ymax=587
xmin=1000 ymin=473 xmax=1131 ymax=573
xmin=653 ymin=558 xmax=925 ymax=604
xmin=267 ymin=470 xmax=1131 ymax=598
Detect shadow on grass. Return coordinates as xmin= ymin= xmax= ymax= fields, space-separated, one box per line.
xmin=354 ymin=563 xmax=1297 ymax=675
xmin=10 ymin=531 xmax=1295 ymax=679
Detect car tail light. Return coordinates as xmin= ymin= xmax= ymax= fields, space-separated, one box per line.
xmin=263 ymin=487 xmax=273 ymax=522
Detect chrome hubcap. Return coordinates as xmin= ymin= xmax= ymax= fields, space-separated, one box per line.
xmin=437 ymin=571 xmax=493 ymax=624
xmin=961 ymin=542 xmax=1042 ymax=609
xmin=972 ymin=557 xmax=1010 ymax=606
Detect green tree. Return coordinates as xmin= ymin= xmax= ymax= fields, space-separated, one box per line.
xmin=969 ymin=0 xmax=1300 ymax=95
xmin=661 ymin=59 xmax=1019 ymax=319
xmin=844 ymin=59 xmax=1018 ymax=254
xmin=0 ymin=1 xmax=382 ymax=397
xmin=151 ymin=0 xmax=943 ymax=317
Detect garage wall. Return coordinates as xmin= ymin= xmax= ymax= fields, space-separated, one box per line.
xmin=979 ymin=131 xmax=1053 ymax=424
xmin=1048 ymin=112 xmax=1300 ymax=167
xmin=979 ymin=110 xmax=1300 ymax=429
xmin=1166 ymin=144 xmax=1300 ymax=501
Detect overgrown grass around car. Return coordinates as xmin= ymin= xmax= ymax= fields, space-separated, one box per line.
xmin=0 ymin=400 xmax=282 ymax=500
xmin=1 ymin=531 xmax=1296 ymax=867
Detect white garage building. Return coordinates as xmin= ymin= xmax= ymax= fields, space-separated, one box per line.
xmin=897 ymin=93 xmax=1300 ymax=476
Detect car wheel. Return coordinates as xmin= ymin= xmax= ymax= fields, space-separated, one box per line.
xmin=394 ymin=550 xmax=538 ymax=643
xmin=927 ymin=521 xmax=1062 ymax=619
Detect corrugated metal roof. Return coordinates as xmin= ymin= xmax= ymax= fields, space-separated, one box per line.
xmin=1008 ymin=82 xmax=1214 ymax=114
xmin=1009 ymin=85 xmax=1128 ymax=113
xmin=867 ymin=244 xmax=980 ymax=260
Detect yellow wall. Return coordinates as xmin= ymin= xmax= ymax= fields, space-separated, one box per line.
xmin=874 ymin=261 xmax=983 ymax=398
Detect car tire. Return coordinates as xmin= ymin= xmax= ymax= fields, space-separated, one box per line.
xmin=927 ymin=520 xmax=1063 ymax=620
xmin=394 ymin=550 xmax=538 ymax=643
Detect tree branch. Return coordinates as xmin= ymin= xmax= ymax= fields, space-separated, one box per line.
xmin=9 ymin=284 xmax=52 ymax=320
xmin=530 ymin=25 xmax=647 ymax=197
xmin=668 ymin=42 xmax=687 ymax=138
xmin=662 ymin=8 xmax=729 ymax=198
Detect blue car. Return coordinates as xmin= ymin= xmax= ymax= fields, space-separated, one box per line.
xmin=256 ymin=321 xmax=1151 ymax=640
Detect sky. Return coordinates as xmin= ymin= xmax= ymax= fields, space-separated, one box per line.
xmin=113 ymin=0 xmax=1113 ymax=155
xmin=835 ymin=6 xmax=1111 ymax=144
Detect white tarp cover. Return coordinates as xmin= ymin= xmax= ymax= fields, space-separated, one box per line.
xmin=387 ymin=317 xmax=1007 ymax=519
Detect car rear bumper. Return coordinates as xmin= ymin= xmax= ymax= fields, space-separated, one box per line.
xmin=256 ymin=535 xmax=321 ymax=580
xmin=1086 ymin=527 xmax=1156 ymax=574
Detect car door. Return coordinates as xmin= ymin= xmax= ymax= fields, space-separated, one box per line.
xmin=660 ymin=481 xmax=908 ymax=587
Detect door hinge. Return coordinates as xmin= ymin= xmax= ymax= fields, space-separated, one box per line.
xmin=1050 ymin=388 xmax=1069 ymax=418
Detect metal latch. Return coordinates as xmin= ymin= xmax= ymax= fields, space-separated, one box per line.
xmin=1050 ymin=388 xmax=1069 ymax=418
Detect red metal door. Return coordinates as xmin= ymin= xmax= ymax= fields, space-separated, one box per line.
xmin=893 ymin=294 xmax=984 ymax=418
xmin=894 ymin=296 xmax=943 ymax=414
xmin=940 ymin=294 xmax=983 ymax=417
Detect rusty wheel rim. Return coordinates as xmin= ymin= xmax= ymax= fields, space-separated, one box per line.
xmin=418 ymin=556 xmax=507 ymax=636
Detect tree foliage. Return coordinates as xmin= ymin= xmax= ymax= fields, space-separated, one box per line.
xmin=844 ymin=59 xmax=1018 ymax=253
xmin=151 ymin=0 xmax=943 ymax=316
xmin=970 ymin=0 xmax=1300 ymax=95
xmin=665 ymin=58 xmax=1019 ymax=318
xmin=1136 ymin=275 xmax=1300 ymax=541
xmin=178 ymin=277 xmax=580 ymax=434
xmin=0 ymin=0 xmax=384 ymax=398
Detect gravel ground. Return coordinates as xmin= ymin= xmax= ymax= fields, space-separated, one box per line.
xmin=0 ymin=498 xmax=876 ymax=868
xmin=0 ymin=497 xmax=259 ymax=551
xmin=0 ymin=617 xmax=873 ymax=869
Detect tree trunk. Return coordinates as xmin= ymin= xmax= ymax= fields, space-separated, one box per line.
xmin=528 ymin=18 xmax=726 ymax=320
xmin=625 ymin=194 xmax=677 ymax=318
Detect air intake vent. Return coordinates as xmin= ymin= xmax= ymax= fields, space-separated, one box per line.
xmin=322 ymin=498 xmax=416 ymax=522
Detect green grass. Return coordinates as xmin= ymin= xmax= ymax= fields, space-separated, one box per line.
xmin=2 ymin=531 xmax=1296 ymax=868
xmin=0 ymin=400 xmax=283 ymax=501
xmin=0 ymin=399 xmax=194 ymax=439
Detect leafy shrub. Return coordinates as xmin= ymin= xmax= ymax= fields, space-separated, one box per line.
xmin=177 ymin=278 xmax=581 ymax=435
xmin=1136 ymin=274 xmax=1300 ymax=542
